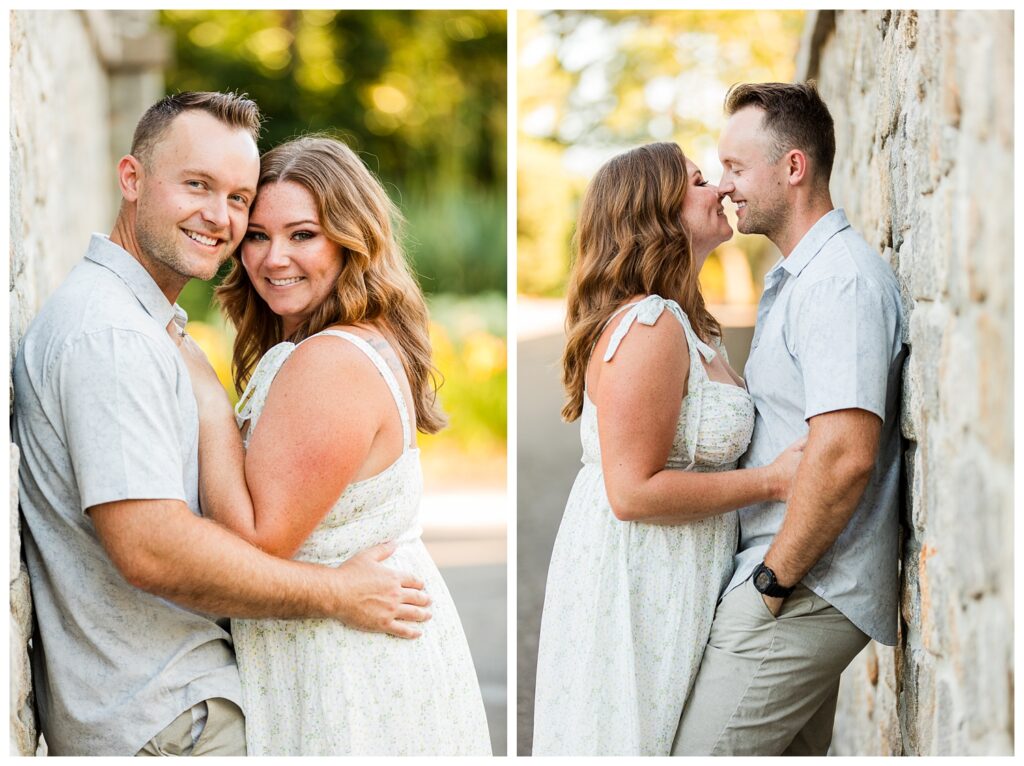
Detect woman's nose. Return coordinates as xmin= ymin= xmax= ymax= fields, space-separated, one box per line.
xmin=264 ymin=239 xmax=291 ymax=267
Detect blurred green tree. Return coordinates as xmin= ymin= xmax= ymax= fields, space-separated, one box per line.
xmin=160 ymin=9 xmax=507 ymax=320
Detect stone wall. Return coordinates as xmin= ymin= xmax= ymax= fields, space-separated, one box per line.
xmin=9 ymin=10 xmax=168 ymax=755
xmin=797 ymin=10 xmax=1013 ymax=755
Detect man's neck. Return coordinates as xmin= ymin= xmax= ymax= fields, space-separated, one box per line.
xmin=109 ymin=214 xmax=187 ymax=304
xmin=774 ymin=199 xmax=835 ymax=259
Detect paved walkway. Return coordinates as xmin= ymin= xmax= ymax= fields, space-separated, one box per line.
xmin=422 ymin=490 xmax=508 ymax=755
xmin=516 ymin=330 xmax=580 ymax=756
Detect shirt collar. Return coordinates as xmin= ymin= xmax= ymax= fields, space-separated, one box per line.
xmin=84 ymin=233 xmax=186 ymax=328
xmin=779 ymin=208 xmax=851 ymax=277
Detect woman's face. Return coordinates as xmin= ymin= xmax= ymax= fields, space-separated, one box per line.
xmin=681 ymin=158 xmax=733 ymax=265
xmin=242 ymin=181 xmax=343 ymax=337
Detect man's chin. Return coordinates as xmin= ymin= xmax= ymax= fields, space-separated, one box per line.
xmin=183 ymin=252 xmax=232 ymax=282
xmin=736 ymin=220 xmax=761 ymax=237
xmin=173 ymin=261 xmax=219 ymax=282
xmin=193 ymin=267 xmax=221 ymax=281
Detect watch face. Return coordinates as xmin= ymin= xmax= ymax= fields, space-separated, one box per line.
xmin=754 ymin=570 xmax=770 ymax=591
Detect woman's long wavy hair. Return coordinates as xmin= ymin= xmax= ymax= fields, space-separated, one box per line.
xmin=216 ymin=135 xmax=446 ymax=434
xmin=561 ymin=141 xmax=721 ymax=422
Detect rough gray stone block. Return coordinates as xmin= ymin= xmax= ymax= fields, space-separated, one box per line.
xmin=807 ymin=10 xmax=1013 ymax=755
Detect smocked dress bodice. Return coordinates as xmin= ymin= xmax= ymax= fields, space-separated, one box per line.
xmin=579 ymin=295 xmax=754 ymax=472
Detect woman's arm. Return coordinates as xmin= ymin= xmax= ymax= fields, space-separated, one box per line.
xmin=238 ymin=337 xmax=390 ymax=557
xmin=593 ymin=315 xmax=801 ymax=524
xmin=177 ymin=331 xmax=390 ymax=558
xmin=172 ymin=333 xmax=257 ymax=534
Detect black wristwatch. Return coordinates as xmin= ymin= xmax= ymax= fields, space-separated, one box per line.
xmin=752 ymin=562 xmax=795 ymax=598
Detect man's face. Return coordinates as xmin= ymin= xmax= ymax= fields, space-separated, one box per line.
xmin=134 ymin=110 xmax=260 ymax=283
xmin=717 ymin=106 xmax=790 ymax=238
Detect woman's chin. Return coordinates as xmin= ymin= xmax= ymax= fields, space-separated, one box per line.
xmin=259 ymin=298 xmax=295 ymax=326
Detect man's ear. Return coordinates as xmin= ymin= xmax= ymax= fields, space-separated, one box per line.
xmin=117 ymin=155 xmax=144 ymax=202
xmin=785 ymin=149 xmax=808 ymax=187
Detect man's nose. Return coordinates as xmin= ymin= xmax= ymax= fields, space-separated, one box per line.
xmin=717 ymin=177 xmax=735 ymax=197
xmin=201 ymin=196 xmax=231 ymax=230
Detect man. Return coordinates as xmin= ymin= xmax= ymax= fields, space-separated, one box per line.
xmin=13 ymin=92 xmax=431 ymax=756
xmin=672 ymin=82 xmax=905 ymax=755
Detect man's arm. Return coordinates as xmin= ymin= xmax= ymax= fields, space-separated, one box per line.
xmin=90 ymin=498 xmax=431 ymax=638
xmin=760 ymin=408 xmax=880 ymax=613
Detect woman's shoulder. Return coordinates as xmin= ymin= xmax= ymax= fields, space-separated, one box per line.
xmin=259 ymin=329 xmax=393 ymax=421
xmin=285 ymin=325 xmax=409 ymax=399
xmin=284 ymin=325 xmax=389 ymax=376
xmin=596 ymin=294 xmax=690 ymax=360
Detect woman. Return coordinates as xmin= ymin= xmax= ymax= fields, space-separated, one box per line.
xmin=531 ymin=142 xmax=804 ymax=755
xmin=178 ymin=136 xmax=490 ymax=755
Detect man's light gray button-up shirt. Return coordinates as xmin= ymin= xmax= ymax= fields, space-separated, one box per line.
xmin=14 ymin=234 xmax=242 ymax=755
xmin=724 ymin=209 xmax=906 ymax=645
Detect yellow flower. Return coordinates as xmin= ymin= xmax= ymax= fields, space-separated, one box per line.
xmin=462 ymin=330 xmax=507 ymax=381
xmin=429 ymin=321 xmax=456 ymax=361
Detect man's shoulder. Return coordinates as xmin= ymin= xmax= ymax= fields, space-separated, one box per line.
xmin=19 ymin=261 xmax=169 ymax=381
xmin=30 ymin=260 xmax=159 ymax=339
xmin=799 ymin=224 xmax=898 ymax=295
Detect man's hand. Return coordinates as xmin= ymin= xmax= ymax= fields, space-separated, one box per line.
xmin=333 ymin=543 xmax=432 ymax=639
xmin=761 ymin=593 xmax=784 ymax=617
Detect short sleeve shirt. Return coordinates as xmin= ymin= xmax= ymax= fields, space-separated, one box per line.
xmin=13 ymin=235 xmax=242 ymax=755
xmin=723 ymin=210 xmax=906 ymax=645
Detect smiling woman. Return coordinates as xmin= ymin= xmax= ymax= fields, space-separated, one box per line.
xmin=681 ymin=157 xmax=733 ymax=258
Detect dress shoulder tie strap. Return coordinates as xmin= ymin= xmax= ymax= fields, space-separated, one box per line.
xmin=603 ymin=294 xmax=717 ymax=365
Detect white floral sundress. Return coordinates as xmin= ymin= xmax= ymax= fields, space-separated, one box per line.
xmin=230 ymin=329 xmax=491 ymax=756
xmin=532 ymin=295 xmax=755 ymax=755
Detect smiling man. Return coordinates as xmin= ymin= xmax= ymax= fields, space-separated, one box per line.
xmin=671 ymin=82 xmax=906 ymax=756
xmin=13 ymin=92 xmax=431 ymax=756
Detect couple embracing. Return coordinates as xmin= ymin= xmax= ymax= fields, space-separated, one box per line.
xmin=14 ymin=92 xmax=490 ymax=756
xmin=533 ymin=82 xmax=905 ymax=756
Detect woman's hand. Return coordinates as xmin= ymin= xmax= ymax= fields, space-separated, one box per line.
xmin=166 ymin=320 xmax=231 ymax=415
xmin=769 ymin=436 xmax=807 ymax=502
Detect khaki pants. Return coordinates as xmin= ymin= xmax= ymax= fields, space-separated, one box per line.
xmin=671 ymin=578 xmax=869 ymax=756
xmin=137 ymin=698 xmax=246 ymax=757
